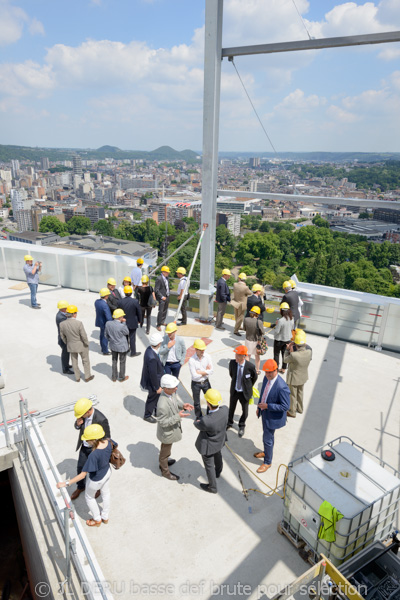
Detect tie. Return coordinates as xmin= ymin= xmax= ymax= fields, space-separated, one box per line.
xmin=236 ymin=364 xmax=243 ymax=391
xmin=260 ymin=379 xmax=270 ymax=403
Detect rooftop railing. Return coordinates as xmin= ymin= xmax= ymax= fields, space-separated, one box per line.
xmin=1 ymin=240 xmax=400 ymax=353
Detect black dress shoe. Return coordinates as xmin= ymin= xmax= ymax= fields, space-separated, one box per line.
xmin=200 ymin=483 xmax=217 ymax=494
xmin=102 ymin=352 xmax=111 ymax=355
xmin=63 ymin=369 xmax=74 ymax=375
xmin=163 ymin=472 xmax=180 ymax=481
xmin=238 ymin=427 xmax=245 ymax=438
xmin=168 ymin=459 xmax=176 ymax=466
xmin=130 ymin=352 xmax=141 ymax=357
xmin=144 ymin=416 xmax=157 ymax=423
xmin=226 ymin=423 xmax=232 ymax=430
xmin=233 ymin=332 xmax=242 ymax=337
xmin=216 ymin=470 xmax=222 ymax=479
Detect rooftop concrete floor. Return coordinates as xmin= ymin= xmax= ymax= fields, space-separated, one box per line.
xmin=1 ymin=278 xmax=400 ymax=600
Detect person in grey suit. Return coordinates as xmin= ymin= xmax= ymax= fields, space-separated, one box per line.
xmin=60 ymin=305 xmax=94 ymax=383
xmin=155 ymin=266 xmax=170 ymax=330
xmin=105 ymin=308 xmax=129 ymax=382
xmin=156 ymin=374 xmax=193 ymax=481
xmin=194 ymin=388 xmax=229 ymax=494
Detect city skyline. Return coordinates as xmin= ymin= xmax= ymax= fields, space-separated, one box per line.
xmin=0 ymin=0 xmax=399 ymax=153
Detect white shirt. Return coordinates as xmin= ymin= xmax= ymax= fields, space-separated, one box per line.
xmin=130 ymin=266 xmax=142 ymax=286
xmin=259 ymin=374 xmax=278 ymax=404
xmin=177 ymin=277 xmax=187 ymax=297
xmin=166 ymin=343 xmax=178 ymax=363
xmin=118 ymin=285 xmax=126 ymax=298
xmin=162 ymin=274 xmax=169 ymax=296
xmin=189 ymin=352 xmax=213 ymax=382
xmin=82 ymin=412 xmax=94 ymax=448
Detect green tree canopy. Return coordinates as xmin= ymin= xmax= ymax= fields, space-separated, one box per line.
xmin=67 ymin=216 xmax=92 ymax=235
xmin=39 ymin=215 xmax=69 ymax=236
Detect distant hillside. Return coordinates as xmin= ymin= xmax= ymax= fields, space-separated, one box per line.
xmin=219 ymin=151 xmax=400 ymax=163
xmin=0 ymin=144 xmax=200 ymax=164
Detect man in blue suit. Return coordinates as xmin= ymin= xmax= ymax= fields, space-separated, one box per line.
xmin=254 ymin=358 xmax=290 ymax=473
xmin=95 ymin=288 xmax=113 ymax=355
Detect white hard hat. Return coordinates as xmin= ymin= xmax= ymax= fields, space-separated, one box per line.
xmin=149 ymin=332 xmax=163 ymax=346
xmin=160 ymin=374 xmax=179 ymax=388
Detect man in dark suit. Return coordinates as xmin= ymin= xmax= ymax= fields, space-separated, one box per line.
xmin=254 ymin=359 xmax=290 ymax=474
xmin=70 ymin=397 xmax=110 ymax=500
xmin=118 ymin=285 xmax=142 ymax=357
xmin=106 ymin=278 xmax=122 ymax=313
xmin=154 ymin=266 xmax=170 ymax=330
xmin=95 ymin=288 xmax=113 ymax=355
xmin=56 ymin=300 xmax=73 ymax=374
xmin=282 ymin=280 xmax=300 ymax=327
xmin=246 ymin=284 xmax=266 ymax=320
xmin=227 ymin=345 xmax=258 ymax=437
xmin=215 ymin=269 xmax=231 ymax=330
xmin=140 ymin=332 xmax=164 ymax=423
xmin=194 ymin=389 xmax=229 ymax=494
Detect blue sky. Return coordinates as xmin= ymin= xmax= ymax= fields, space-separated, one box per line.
xmin=0 ymin=0 xmax=399 ymax=153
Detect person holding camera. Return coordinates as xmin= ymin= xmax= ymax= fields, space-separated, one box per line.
xmin=23 ymin=254 xmax=42 ymax=309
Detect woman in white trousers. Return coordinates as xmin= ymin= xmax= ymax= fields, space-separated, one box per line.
xmin=57 ymin=424 xmax=112 ymax=527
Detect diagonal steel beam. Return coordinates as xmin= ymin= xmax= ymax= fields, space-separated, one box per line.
xmin=222 ymin=31 xmax=400 ymax=58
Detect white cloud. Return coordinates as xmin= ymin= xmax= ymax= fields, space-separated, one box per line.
xmin=326 ymin=105 xmax=360 ymax=123
xmin=274 ymin=89 xmax=327 ymax=115
xmin=0 ymin=61 xmax=53 ymax=96
xmin=0 ymin=0 xmax=45 ymax=45
xmin=29 ymin=17 xmax=45 ymax=36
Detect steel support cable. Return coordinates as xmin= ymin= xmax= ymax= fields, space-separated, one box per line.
xmin=229 ymin=57 xmax=300 ymax=194
xmin=291 ymin=0 xmax=312 ymax=41
xmin=177 ymin=375 xmax=288 ymax=499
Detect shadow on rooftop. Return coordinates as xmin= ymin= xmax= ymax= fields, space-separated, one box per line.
xmin=375 ymin=376 xmax=400 ymax=472
xmin=92 ymin=362 xmax=111 ymax=377
xmin=123 ymin=394 xmax=145 ymax=418
xmin=127 ymin=441 xmax=159 ymax=475
xmin=46 ymin=354 xmax=63 ymax=374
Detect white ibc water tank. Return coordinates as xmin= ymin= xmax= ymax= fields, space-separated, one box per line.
xmin=283 ymin=437 xmax=400 ymax=566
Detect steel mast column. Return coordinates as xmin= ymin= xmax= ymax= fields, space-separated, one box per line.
xmin=199 ymin=0 xmax=223 ymax=320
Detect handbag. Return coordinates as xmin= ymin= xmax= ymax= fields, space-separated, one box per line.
xmin=256 ymin=336 xmax=268 ymax=356
xmin=109 ymin=440 xmax=126 ymax=470
xmin=147 ymin=288 xmax=157 ymax=307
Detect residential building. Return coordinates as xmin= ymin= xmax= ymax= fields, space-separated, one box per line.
xmin=85 ymin=206 xmax=106 ymax=226
xmin=41 ymin=157 xmax=50 ymax=170
xmin=216 ymin=212 xmax=241 ymax=236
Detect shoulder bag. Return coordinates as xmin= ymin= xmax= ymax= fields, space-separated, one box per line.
xmin=109 ymin=440 xmax=126 ymax=469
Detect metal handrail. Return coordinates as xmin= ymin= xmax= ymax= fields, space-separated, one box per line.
xmin=18 ymin=395 xmax=109 ymax=600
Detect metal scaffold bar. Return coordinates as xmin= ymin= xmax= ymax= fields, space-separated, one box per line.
xmin=222 ymin=31 xmax=400 ymax=58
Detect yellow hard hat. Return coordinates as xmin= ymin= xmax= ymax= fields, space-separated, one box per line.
xmin=124 ymin=285 xmax=133 ymax=294
xmin=193 ymin=339 xmax=206 ymax=350
xmin=100 ymin=287 xmax=111 ymax=297
xmin=165 ymin=322 xmax=178 ymax=334
xmin=137 ymin=258 xmax=144 ymax=265
xmin=283 ymin=281 xmax=292 ymax=290
xmin=176 ymin=267 xmax=186 ymax=275
xmin=294 ymin=330 xmax=306 ymax=345
xmin=74 ymin=397 xmax=93 ymax=418
xmin=141 ymin=275 xmax=149 ymax=283
xmin=81 ymin=424 xmax=105 ymax=441
xmin=280 ymin=302 xmax=290 ymax=310
xmin=252 ymin=284 xmax=263 ymax=292
xmin=205 ymin=389 xmax=222 ymax=406
xmin=113 ymin=308 xmax=125 ymax=319
xmin=266 ymin=307 xmax=275 ymax=313
xmin=238 ymin=272 xmax=247 ymax=280
xmin=289 ymin=279 xmax=296 ymax=289
xmin=66 ymin=305 xmax=78 ymax=314
xmin=161 ymin=266 xmax=170 ymax=273
xmin=222 ymin=269 xmax=231 ymax=276
xmin=24 ymin=254 xmax=33 ymax=261
xmin=57 ymin=300 xmax=69 ymax=309
xmin=123 ymin=276 xmax=132 ymax=283
xmin=107 ymin=278 xmax=116 ymax=286
xmin=250 ymin=306 xmax=261 ymax=315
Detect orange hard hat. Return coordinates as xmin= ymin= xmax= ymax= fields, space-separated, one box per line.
xmin=262 ymin=359 xmax=278 ymax=372
xmin=234 ymin=345 xmax=248 ymax=356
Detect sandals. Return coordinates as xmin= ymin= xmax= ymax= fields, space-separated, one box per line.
xmin=86 ymin=519 xmax=101 ymax=527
